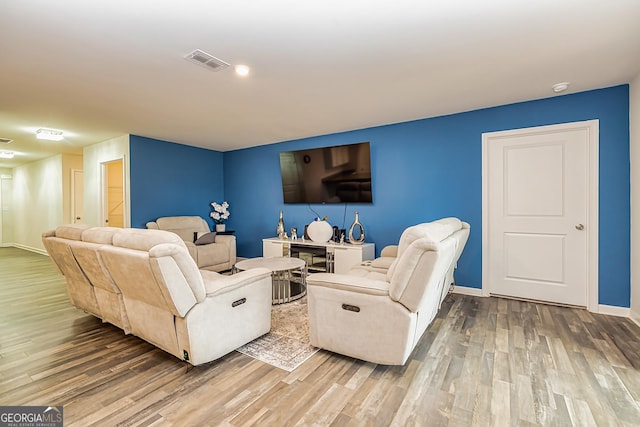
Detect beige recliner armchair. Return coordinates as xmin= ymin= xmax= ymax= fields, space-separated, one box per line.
xmin=306 ymin=217 xmax=470 ymax=365
xmin=351 ymin=218 xmax=470 ymax=296
xmin=146 ymin=216 xmax=236 ymax=272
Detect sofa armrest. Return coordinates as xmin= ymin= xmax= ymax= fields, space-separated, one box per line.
xmin=146 ymin=221 xmax=159 ymax=230
xmin=214 ymin=234 xmax=234 ymax=247
xmin=202 ymin=268 xmax=271 ymax=297
xmin=369 ymin=256 xmax=395 ymax=270
xmin=307 ymin=273 xmax=389 ymax=296
xmin=212 ymin=234 xmax=236 ymax=265
xmin=380 ymin=245 xmax=398 ymax=257
xmin=183 ymin=241 xmax=198 ymax=261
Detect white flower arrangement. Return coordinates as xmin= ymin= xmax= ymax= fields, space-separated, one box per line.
xmin=210 ymin=201 xmax=230 ymax=224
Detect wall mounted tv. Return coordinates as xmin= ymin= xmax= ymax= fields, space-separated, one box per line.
xmin=279 ymin=141 xmax=372 ymax=204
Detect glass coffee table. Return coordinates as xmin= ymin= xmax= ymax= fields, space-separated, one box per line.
xmin=234 ymin=257 xmax=307 ymax=305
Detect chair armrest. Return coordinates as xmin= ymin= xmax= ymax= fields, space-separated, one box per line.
xmin=380 ymin=245 xmax=398 ymax=257
xmin=214 ymin=234 xmax=234 ymax=247
xmin=183 ymin=241 xmax=198 ymax=260
xmin=202 ymin=268 xmax=271 ymax=297
xmin=370 ymin=256 xmax=395 ymax=270
xmin=307 ymin=273 xmax=389 ymax=296
xmin=146 ymin=221 xmax=159 ymax=230
xmin=212 ymin=234 xmax=236 ymax=265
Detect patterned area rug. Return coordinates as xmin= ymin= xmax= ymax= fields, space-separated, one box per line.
xmin=235 ymin=297 xmax=319 ymax=371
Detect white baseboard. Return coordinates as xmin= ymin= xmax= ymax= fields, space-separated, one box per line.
xmin=452 ymin=285 xmax=484 ymax=297
xmin=597 ymin=304 xmax=630 ymax=318
xmin=11 ymin=243 xmax=48 ymax=256
xmin=630 ymin=309 xmax=640 ymax=327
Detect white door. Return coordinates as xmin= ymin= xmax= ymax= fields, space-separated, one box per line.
xmin=483 ymin=121 xmax=598 ymax=307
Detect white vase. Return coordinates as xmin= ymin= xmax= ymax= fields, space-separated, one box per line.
xmin=215 ymin=224 xmax=226 ymax=232
xmin=307 ymin=220 xmax=333 ymax=243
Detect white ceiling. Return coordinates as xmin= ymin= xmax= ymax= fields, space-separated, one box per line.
xmin=1 ymin=0 xmax=639 ymax=169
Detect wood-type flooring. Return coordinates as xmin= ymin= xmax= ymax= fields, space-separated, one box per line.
xmin=1 ymin=247 xmax=639 ymax=426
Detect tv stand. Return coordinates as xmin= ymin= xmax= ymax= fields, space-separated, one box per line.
xmin=262 ymin=238 xmax=374 ymax=274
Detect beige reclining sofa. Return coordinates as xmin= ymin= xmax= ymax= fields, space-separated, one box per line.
xmin=306 ymin=217 xmax=470 ymax=365
xmin=146 ymin=216 xmax=236 ymax=272
xmin=43 ymin=224 xmax=272 ymax=366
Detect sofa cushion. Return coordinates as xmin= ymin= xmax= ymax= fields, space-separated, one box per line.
xmin=81 ymin=226 xmax=120 ymax=244
xmin=113 ymin=228 xmax=186 ymax=251
xmin=156 ymin=216 xmax=209 ymax=232
xmin=55 ymin=224 xmax=91 ymax=240
xmin=165 ymin=228 xmax=196 ymax=242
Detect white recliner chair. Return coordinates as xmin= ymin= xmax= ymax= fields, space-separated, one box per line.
xmin=306 ymin=218 xmax=470 ymax=365
xmin=350 ymin=218 xmax=470 ymax=298
xmin=146 ymin=216 xmax=236 ymax=272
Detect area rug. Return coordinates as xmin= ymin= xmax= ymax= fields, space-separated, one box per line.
xmin=235 ymin=297 xmax=319 ymax=371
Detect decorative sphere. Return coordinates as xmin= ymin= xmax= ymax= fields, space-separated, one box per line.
xmin=306 ymin=220 xmax=333 ymax=243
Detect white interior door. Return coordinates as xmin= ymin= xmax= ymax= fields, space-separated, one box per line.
xmin=483 ymin=121 xmax=598 ymax=307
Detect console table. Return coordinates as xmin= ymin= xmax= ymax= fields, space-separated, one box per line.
xmin=263 ymin=238 xmax=374 ymax=274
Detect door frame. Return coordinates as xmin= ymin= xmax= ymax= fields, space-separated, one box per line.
xmin=481 ymin=120 xmax=599 ymax=312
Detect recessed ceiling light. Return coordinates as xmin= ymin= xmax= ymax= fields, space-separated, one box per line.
xmin=235 ymin=64 xmax=250 ymax=77
xmin=36 ymin=128 xmax=64 ymax=141
xmin=0 ymin=151 xmax=14 ymax=159
xmin=552 ymin=82 xmax=570 ymax=93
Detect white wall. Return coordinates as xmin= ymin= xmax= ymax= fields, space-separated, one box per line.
xmin=4 ymin=154 xmax=83 ymax=252
xmin=0 ymin=167 xmax=12 ymax=245
xmin=630 ymin=73 xmax=640 ymax=325
xmin=82 ymin=135 xmax=130 ymax=227
xmin=11 ymin=155 xmax=64 ymax=253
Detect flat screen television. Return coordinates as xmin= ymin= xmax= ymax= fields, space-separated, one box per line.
xmin=279 ymin=141 xmax=372 ymax=204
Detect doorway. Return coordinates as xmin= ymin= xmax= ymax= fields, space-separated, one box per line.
xmin=102 ymin=159 xmax=125 ymax=228
xmin=482 ymin=120 xmax=598 ymax=309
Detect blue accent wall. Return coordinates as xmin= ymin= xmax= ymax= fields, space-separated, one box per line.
xmin=129 ymin=135 xmax=224 ymax=229
xmin=224 ymin=85 xmax=630 ymax=308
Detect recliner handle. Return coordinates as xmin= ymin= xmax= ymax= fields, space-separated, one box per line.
xmin=232 ymin=298 xmax=246 ymax=307
xmin=342 ymin=303 xmax=360 ymax=313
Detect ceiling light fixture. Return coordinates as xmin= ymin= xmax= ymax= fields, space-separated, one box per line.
xmin=36 ymin=128 xmax=64 ymax=141
xmin=0 ymin=151 xmax=15 ymax=159
xmin=552 ymin=82 xmax=570 ymax=93
xmin=235 ymin=64 xmax=250 ymax=77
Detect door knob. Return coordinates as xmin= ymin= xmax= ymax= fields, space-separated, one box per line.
xmin=575 ymin=223 xmax=585 ymax=230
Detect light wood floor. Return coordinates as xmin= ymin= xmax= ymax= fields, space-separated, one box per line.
xmin=1 ymin=247 xmax=640 ymax=426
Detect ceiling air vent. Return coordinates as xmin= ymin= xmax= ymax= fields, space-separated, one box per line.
xmin=185 ymin=49 xmax=230 ymax=72
xmin=0 ymin=138 xmax=13 ymax=144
